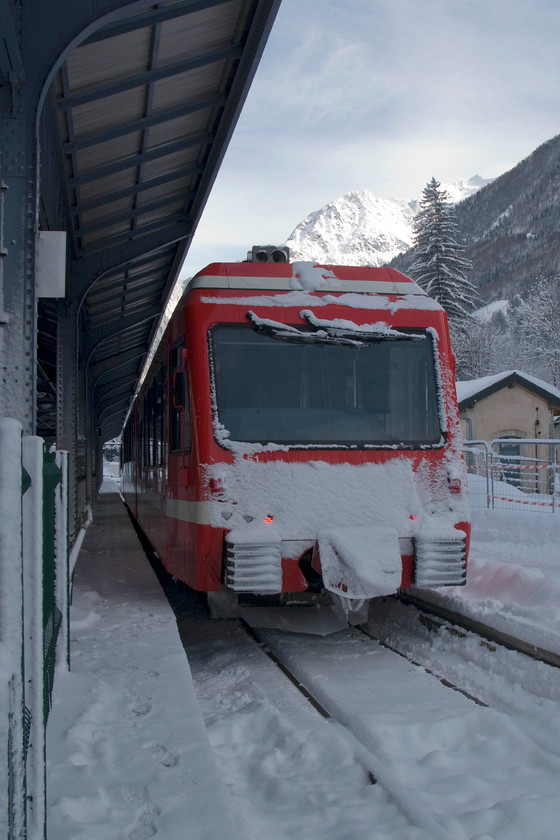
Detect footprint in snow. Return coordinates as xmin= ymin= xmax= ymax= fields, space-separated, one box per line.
xmin=130 ymin=697 xmax=152 ymax=716
xmin=126 ymin=803 xmax=161 ymax=840
xmin=151 ymin=743 xmax=179 ymax=767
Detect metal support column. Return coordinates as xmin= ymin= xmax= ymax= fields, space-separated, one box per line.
xmin=0 ymin=102 xmax=38 ymax=434
xmin=56 ymin=300 xmax=80 ymax=541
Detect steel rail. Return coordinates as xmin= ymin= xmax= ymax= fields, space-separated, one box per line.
xmin=238 ymin=616 xmax=476 ymax=840
xmin=397 ymin=592 xmax=560 ymax=669
xmin=355 ymin=622 xmax=487 ymax=707
xmin=239 ymin=619 xmax=333 ymax=720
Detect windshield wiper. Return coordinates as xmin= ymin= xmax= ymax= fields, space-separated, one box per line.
xmin=246 ymin=310 xmax=425 ymax=345
xmin=246 ymin=311 xmax=364 ymax=345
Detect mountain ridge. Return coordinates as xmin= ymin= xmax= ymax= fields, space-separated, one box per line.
xmin=285 ymin=191 xmax=417 ymax=266
xmin=284 ymin=176 xmax=492 ymax=271
xmin=394 ymin=134 xmax=560 ymax=301
xmin=284 ymin=133 xmax=560 ymax=308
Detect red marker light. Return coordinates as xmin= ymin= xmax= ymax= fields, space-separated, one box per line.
xmin=409 ymin=515 xmax=417 ymax=521
xmin=264 ymin=515 xmax=274 ymax=524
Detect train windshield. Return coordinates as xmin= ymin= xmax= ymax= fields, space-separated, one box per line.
xmin=210 ymin=324 xmax=443 ymax=447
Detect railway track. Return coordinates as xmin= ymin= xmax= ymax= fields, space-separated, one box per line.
xmin=353 ymin=622 xmax=488 ymax=707
xmin=241 ymin=590 xmax=560 ymax=724
xmin=241 ymin=623 xmax=472 ymax=840
xmin=231 ymin=604 xmax=560 ymax=840
xmin=396 ymin=591 xmax=560 ymax=669
xmin=193 ymin=612 xmax=482 ymax=840
xmin=242 ymin=614 xmax=490 ymax=710
xmin=140 ymin=533 xmax=560 ymax=838
xmin=179 ymin=610 xmax=436 ymax=839
xmin=238 ymin=614 xmax=498 ymax=838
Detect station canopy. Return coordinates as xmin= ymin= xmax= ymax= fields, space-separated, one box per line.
xmin=37 ymin=0 xmax=279 ymax=442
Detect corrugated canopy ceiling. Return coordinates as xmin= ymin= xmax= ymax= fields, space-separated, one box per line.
xmin=37 ymin=0 xmax=279 ymax=442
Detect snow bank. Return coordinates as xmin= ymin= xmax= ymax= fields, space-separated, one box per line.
xmin=416 ymin=507 xmax=560 ymax=654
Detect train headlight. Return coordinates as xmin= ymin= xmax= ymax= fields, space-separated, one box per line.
xmin=208 ymin=474 xmax=232 ymax=502
xmin=209 ymin=477 xmax=225 ymax=495
xmin=447 ymin=467 xmax=462 ymax=494
xmin=248 ymin=245 xmax=290 ymax=263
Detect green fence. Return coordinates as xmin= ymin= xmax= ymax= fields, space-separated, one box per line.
xmin=42 ymin=452 xmax=63 ymax=722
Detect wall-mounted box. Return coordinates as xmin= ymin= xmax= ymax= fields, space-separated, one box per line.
xmin=36 ymin=231 xmax=67 ymax=298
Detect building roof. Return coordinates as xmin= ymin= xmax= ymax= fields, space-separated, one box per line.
xmin=456 ymin=370 xmax=560 ymax=409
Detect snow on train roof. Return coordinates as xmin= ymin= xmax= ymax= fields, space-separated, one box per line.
xmin=191 ymin=261 xmax=427 ymax=295
xmin=190 ymin=262 xmax=443 ymax=313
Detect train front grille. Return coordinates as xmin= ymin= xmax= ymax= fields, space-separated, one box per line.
xmin=224 ymin=538 xmax=282 ymax=594
xmin=415 ymin=534 xmax=467 ymax=588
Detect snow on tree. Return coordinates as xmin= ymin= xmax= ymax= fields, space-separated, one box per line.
xmin=103 ymin=437 xmax=121 ymax=463
xmin=451 ymin=314 xmax=513 ymax=380
xmin=517 ymin=277 xmax=560 ymax=386
xmin=410 ymin=177 xmax=478 ymax=322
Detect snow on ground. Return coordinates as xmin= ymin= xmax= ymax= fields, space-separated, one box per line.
xmin=47 ymin=479 xmax=560 ymax=839
xmin=419 ymin=505 xmax=560 ymax=654
xmin=178 ymin=618 xmax=417 ymax=840
xmin=259 ymin=621 xmax=560 ymax=840
xmin=46 ymin=479 xmax=238 ymax=840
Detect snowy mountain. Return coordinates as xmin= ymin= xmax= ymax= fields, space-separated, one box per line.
xmin=285 ymin=191 xmax=417 ymax=266
xmin=284 ymin=177 xmax=489 ymax=267
xmin=441 ymin=174 xmax=494 ymax=203
xmin=285 ymin=131 xmax=560 ymax=308
xmin=455 ymin=135 xmax=560 ymax=300
xmin=394 ymin=134 xmax=560 ymax=303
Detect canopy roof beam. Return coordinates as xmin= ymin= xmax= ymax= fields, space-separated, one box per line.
xmin=66 ymin=135 xmax=211 ymax=186
xmin=82 ymin=0 xmax=232 ymax=45
xmin=58 ymin=44 xmax=242 ymax=110
xmin=62 ymin=94 xmax=226 ymax=154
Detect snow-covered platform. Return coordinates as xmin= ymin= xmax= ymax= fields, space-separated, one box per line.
xmin=45 ymin=479 xmax=560 ymax=840
xmin=46 ymin=479 xmax=237 ymax=840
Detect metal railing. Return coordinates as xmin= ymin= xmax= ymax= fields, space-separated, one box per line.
xmin=463 ymin=438 xmax=560 ymax=512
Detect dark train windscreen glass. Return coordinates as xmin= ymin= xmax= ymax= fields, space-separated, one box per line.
xmin=210 ymin=324 xmax=442 ymax=447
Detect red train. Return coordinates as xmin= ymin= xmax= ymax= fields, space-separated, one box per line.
xmin=122 ymin=251 xmax=470 ymax=614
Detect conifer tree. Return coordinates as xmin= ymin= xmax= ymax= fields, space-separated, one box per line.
xmin=410 ymin=177 xmax=478 ymax=321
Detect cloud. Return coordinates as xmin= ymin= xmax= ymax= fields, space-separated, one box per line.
xmin=250 ymin=0 xmax=560 ymax=141
xmin=178 ymin=0 xmax=560 ymax=282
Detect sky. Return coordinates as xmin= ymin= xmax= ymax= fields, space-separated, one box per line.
xmin=179 ymin=0 xmax=560 ymax=279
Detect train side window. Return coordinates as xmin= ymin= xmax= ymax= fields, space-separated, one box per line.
xmin=142 ymin=370 xmax=163 ymax=467
xmin=154 ymin=365 xmax=165 ymax=466
xmin=123 ymin=420 xmax=132 ymax=463
xmin=142 ymin=391 xmax=151 ymax=467
xmin=149 ymin=382 xmax=156 ymax=467
xmin=169 ymin=342 xmax=191 ymax=453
